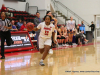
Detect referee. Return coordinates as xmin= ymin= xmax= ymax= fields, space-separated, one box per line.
xmin=0 ymin=12 xmax=13 ymax=59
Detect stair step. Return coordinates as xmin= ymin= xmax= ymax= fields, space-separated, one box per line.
xmin=58 ymin=13 xmax=62 ymax=15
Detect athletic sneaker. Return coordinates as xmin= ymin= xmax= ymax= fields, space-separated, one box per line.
xmin=49 ymin=49 xmax=53 ymax=54
xmin=40 ymin=61 xmax=45 ymax=66
xmin=11 ymin=38 xmax=14 ymax=45
xmin=66 ymin=44 xmax=69 ymax=46
xmin=62 ymin=44 xmax=65 ymax=46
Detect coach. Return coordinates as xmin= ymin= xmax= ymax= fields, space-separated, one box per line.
xmin=34 ymin=12 xmax=42 ymax=50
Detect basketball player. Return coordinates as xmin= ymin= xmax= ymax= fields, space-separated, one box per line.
xmin=46 ymin=11 xmax=58 ymax=54
xmin=66 ymin=16 xmax=75 ymax=45
xmin=0 ymin=12 xmax=13 ymax=59
xmin=33 ymin=15 xmax=56 ymax=66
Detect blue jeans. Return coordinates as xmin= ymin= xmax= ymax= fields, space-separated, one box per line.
xmin=34 ymin=32 xmax=40 ymax=50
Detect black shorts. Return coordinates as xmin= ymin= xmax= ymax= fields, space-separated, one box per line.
xmin=57 ymin=36 xmax=65 ymax=39
xmin=57 ymin=37 xmax=60 ymax=39
xmin=61 ymin=36 xmax=65 ymax=39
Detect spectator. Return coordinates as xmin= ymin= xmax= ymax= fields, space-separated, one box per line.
xmin=1 ymin=4 xmax=8 ymax=12
xmin=66 ymin=16 xmax=75 ymax=46
xmin=75 ymin=25 xmax=82 ymax=45
xmin=64 ymin=26 xmax=68 ymax=45
xmin=34 ymin=12 xmax=41 ymax=50
xmin=88 ymin=21 xmax=95 ymax=38
xmin=20 ymin=20 xmax=27 ymax=31
xmin=75 ymin=25 xmax=88 ymax=45
xmin=80 ymin=21 xmax=86 ymax=34
xmin=57 ymin=25 xmax=65 ymax=46
xmin=57 ymin=27 xmax=61 ymax=45
xmin=17 ymin=19 xmax=23 ymax=30
xmin=46 ymin=11 xmax=52 ymax=16
xmin=51 ymin=14 xmax=57 ymax=28
xmin=11 ymin=20 xmax=18 ymax=31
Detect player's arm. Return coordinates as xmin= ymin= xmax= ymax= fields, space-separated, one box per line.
xmin=62 ymin=30 xmax=65 ymax=36
xmin=72 ymin=23 xmax=75 ymax=31
xmin=64 ymin=29 xmax=67 ymax=36
xmin=67 ymin=21 xmax=70 ymax=31
xmin=33 ymin=23 xmax=41 ymax=31
xmin=59 ymin=29 xmax=63 ymax=36
xmin=52 ymin=26 xmax=57 ymax=44
xmin=52 ymin=32 xmax=55 ymax=41
xmin=52 ymin=32 xmax=57 ymax=44
xmin=54 ymin=18 xmax=58 ymax=29
xmin=33 ymin=27 xmax=39 ymax=31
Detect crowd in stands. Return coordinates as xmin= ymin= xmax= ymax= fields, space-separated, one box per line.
xmin=56 ymin=19 xmax=88 ymax=47
xmin=0 ymin=4 xmax=95 ymax=48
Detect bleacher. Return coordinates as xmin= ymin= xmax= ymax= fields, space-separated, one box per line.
xmin=0 ymin=8 xmax=36 ymax=24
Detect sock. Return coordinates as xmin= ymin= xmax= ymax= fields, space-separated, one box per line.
xmin=40 ymin=59 xmax=43 ymax=62
xmin=40 ymin=59 xmax=45 ymax=66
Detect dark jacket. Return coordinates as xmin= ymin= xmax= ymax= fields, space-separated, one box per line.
xmin=89 ymin=24 xmax=95 ymax=31
xmin=34 ymin=17 xmax=42 ymax=33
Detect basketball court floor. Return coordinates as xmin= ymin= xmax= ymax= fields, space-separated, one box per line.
xmin=0 ymin=40 xmax=100 ymax=75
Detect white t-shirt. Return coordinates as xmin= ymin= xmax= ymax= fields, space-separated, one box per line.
xmin=66 ymin=20 xmax=75 ymax=30
xmin=37 ymin=22 xmax=55 ymax=39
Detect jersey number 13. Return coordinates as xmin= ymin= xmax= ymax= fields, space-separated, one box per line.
xmin=45 ymin=30 xmax=49 ymax=35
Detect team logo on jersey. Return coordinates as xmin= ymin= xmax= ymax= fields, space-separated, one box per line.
xmin=44 ymin=27 xmax=51 ymax=30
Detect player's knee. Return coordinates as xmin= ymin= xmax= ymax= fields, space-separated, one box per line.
xmin=40 ymin=51 xmax=43 ymax=54
xmin=45 ymin=49 xmax=49 ymax=53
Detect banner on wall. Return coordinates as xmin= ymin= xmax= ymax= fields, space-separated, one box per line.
xmin=0 ymin=31 xmax=33 ymax=52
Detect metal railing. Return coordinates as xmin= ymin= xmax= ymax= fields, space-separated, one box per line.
xmin=51 ymin=0 xmax=90 ymax=26
xmin=6 ymin=7 xmax=16 ymax=11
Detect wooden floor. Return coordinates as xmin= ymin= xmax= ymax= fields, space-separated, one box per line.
xmin=1 ymin=41 xmax=100 ymax=75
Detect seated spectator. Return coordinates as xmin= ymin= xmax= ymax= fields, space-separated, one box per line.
xmin=1 ymin=4 xmax=8 ymax=12
xmin=20 ymin=20 xmax=27 ymax=31
xmin=11 ymin=20 xmax=18 ymax=31
xmin=57 ymin=25 xmax=65 ymax=46
xmin=81 ymin=30 xmax=88 ymax=44
xmin=75 ymin=25 xmax=82 ymax=45
xmin=17 ymin=19 xmax=23 ymax=30
xmin=63 ymin=27 xmax=68 ymax=45
xmin=75 ymin=25 xmax=88 ymax=45
xmin=57 ymin=27 xmax=61 ymax=45
xmin=80 ymin=21 xmax=86 ymax=34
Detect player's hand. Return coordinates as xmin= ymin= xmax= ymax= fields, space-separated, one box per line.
xmin=24 ymin=28 xmax=27 ymax=31
xmin=57 ymin=35 xmax=61 ymax=38
xmin=54 ymin=40 xmax=57 ymax=44
xmin=59 ymin=36 xmax=61 ymax=38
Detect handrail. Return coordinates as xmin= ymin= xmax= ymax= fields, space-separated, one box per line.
xmin=6 ymin=7 xmax=16 ymax=11
xmin=52 ymin=0 xmax=90 ymax=25
xmin=56 ymin=1 xmax=89 ymax=25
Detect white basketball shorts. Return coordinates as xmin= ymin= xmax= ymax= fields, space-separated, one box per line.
xmin=39 ymin=37 xmax=52 ymax=49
